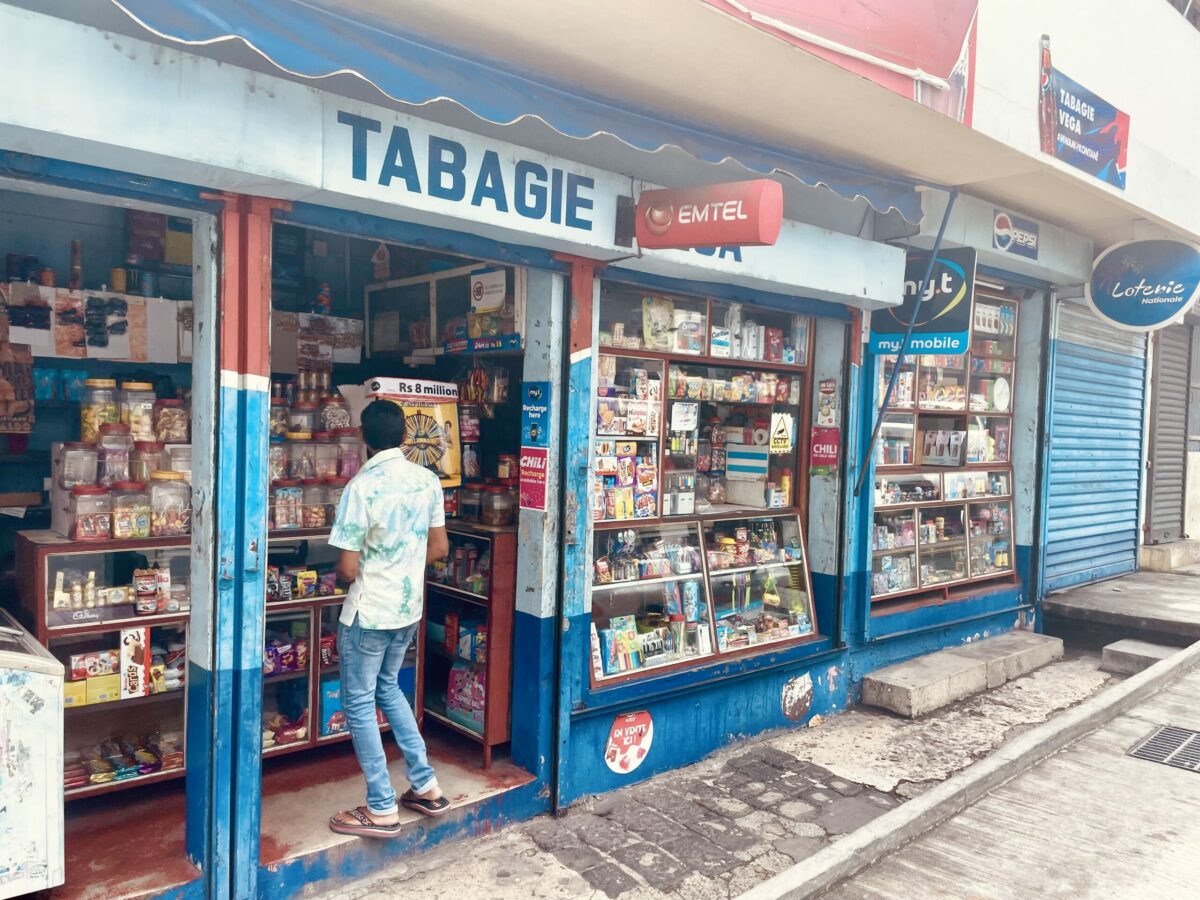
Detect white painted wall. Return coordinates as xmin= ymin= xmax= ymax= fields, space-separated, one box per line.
xmin=972 ymin=0 xmax=1200 ymax=240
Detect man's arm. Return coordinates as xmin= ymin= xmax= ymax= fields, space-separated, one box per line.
xmin=336 ymin=549 xmax=360 ymax=585
xmin=426 ymin=526 xmax=449 ymax=564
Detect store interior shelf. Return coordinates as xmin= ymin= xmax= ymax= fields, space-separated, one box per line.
xmin=919 ymin=538 xmax=967 ymax=550
xmin=49 ymin=611 xmax=191 ymax=636
xmin=709 ymin=561 xmax=800 ymax=576
xmin=66 ymin=767 xmax=185 ymax=800
xmin=425 ymin=581 xmax=488 ymax=604
xmin=423 ymin=701 xmax=484 ymax=742
xmin=262 ymin=668 xmax=308 ymax=684
xmin=66 ymin=689 xmax=183 ymax=714
xmin=873 ymin=546 xmax=917 ymax=557
xmin=267 ymin=527 xmax=332 ymax=542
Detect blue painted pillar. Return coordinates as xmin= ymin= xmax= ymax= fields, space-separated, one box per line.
xmin=554 ymin=258 xmax=599 ymax=810
xmin=510 ymin=268 xmax=565 ymax=788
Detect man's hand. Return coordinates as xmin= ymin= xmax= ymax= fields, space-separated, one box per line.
xmin=426 ymin=526 xmax=449 ymax=564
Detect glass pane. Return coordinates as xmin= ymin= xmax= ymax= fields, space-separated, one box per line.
xmin=874 ymin=508 xmax=918 ymax=552
xmin=598 ymin=284 xmax=707 ymax=355
xmin=263 ymin=609 xmax=312 ymax=752
xmin=971 ymin=298 xmax=1017 ymax=359
xmin=872 ymin=549 xmax=917 ymax=598
xmin=702 ymin=516 xmax=815 ymax=651
xmin=917 ymin=353 xmax=967 ymax=411
xmin=918 ymin=418 xmax=967 ymax=466
xmin=590 ymin=523 xmax=714 ymax=680
xmin=968 ymin=372 xmax=1014 ymax=414
xmin=920 ymin=545 xmax=969 ymax=587
xmin=875 ymin=473 xmax=942 ymax=507
xmin=878 ymin=355 xmax=916 ymax=409
xmin=710 ymin=302 xmax=809 ymax=366
xmin=594 ymin=355 xmax=663 ymax=522
xmin=968 ymin=501 xmax=1014 ymax=577
xmin=666 ymin=363 xmax=802 ymax=516
xmin=877 ymin=413 xmax=916 ymax=467
xmin=944 ymin=469 xmax=1011 ymax=501
xmin=918 ymin=505 xmax=968 ymax=549
xmin=966 ymin=417 xmax=1012 ymax=464
xmin=46 ymin=543 xmax=191 ymax=630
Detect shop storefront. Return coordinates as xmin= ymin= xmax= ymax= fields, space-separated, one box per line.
xmin=0 ymin=4 xmax=922 ymax=897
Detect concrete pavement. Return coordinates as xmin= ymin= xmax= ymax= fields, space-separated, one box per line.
xmin=821 ymin=663 xmax=1200 ymax=899
xmin=314 ymin=652 xmax=1113 ymax=900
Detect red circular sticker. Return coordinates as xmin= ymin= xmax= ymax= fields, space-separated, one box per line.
xmin=604 ymin=711 xmax=654 ymax=774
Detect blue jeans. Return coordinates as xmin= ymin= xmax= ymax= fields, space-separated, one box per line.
xmin=338 ymin=616 xmax=437 ymax=815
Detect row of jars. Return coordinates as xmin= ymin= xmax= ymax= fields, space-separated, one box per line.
xmin=268 ymin=396 xmax=352 ymax=438
xmin=69 ymin=474 xmax=191 ymax=542
xmin=270 ymin=477 xmax=348 ymax=531
xmin=60 ymin=430 xmax=192 ymax=490
xmin=458 ymin=481 xmax=517 ymax=526
xmin=81 ymin=378 xmax=190 ymax=444
xmin=268 ymin=429 xmax=362 ymax=482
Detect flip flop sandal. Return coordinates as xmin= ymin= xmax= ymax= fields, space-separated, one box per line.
xmin=401 ymin=789 xmax=451 ymax=818
xmin=329 ymin=806 xmax=402 ymax=839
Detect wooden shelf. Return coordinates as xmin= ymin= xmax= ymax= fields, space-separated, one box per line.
xmin=592 ymin=572 xmax=704 ymax=592
xmin=65 ymin=688 xmax=183 ymax=714
xmin=599 ymin=345 xmax=810 ymax=375
xmin=66 ymin=766 xmax=184 ymax=800
xmin=262 ymin=668 xmax=308 ymax=684
xmin=919 ymin=538 xmax=968 ymax=551
xmin=47 ymin=611 xmax=190 ymax=638
xmin=426 ymin=582 xmax=489 ymax=605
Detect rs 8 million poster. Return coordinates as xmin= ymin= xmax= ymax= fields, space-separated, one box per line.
xmin=366 ymin=377 xmax=462 ymax=487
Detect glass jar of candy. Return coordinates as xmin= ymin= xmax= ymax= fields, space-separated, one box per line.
xmin=60 ymin=442 xmax=98 ymax=488
xmin=319 ymin=395 xmax=351 ymax=432
xmin=131 ymin=441 xmax=168 ymax=484
xmin=287 ymin=432 xmax=316 ymax=480
xmin=70 ymin=485 xmax=111 ymax=542
xmin=482 ymin=485 xmax=515 ymax=526
xmin=288 ymin=402 xmax=318 ymax=434
xmin=153 ymin=398 xmax=189 ymax=443
xmin=81 ymin=378 xmax=118 ymax=443
xmin=267 ymin=437 xmax=289 ymax=482
xmin=97 ymin=423 xmax=134 ymax=486
xmin=459 ymin=483 xmax=483 ymax=522
xmin=269 ymin=398 xmax=290 ymax=438
xmin=120 ymin=381 xmax=157 ymax=442
xmin=149 ymin=471 xmax=190 ymax=536
xmin=324 ymin=476 xmax=349 ymax=523
xmin=335 ymin=428 xmax=362 ymax=477
xmin=272 ymin=480 xmax=302 ymax=530
xmin=313 ymin=432 xmax=339 ymax=479
xmin=300 ymin=479 xmax=327 ymax=529
xmin=110 ymin=481 xmax=151 ymax=539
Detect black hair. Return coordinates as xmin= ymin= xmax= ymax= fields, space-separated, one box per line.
xmin=360 ymin=399 xmax=406 ymax=451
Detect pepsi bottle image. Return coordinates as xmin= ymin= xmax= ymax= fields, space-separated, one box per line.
xmin=1039 ymin=34 xmax=1057 ymax=156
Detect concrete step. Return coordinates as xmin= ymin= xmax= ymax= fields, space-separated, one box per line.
xmin=1100 ymin=639 xmax=1177 ymax=676
xmin=862 ymin=631 xmax=1064 ymax=718
xmin=1140 ymin=540 xmax=1200 ymax=573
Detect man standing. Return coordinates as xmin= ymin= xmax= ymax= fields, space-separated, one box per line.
xmin=328 ymin=399 xmax=451 ymax=838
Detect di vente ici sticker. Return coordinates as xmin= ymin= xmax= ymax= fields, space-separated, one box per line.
xmin=869 ymin=248 xmax=977 ymax=354
xmin=1085 ymin=240 xmax=1200 ymax=332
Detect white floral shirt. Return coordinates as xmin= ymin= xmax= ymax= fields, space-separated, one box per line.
xmin=329 ymin=447 xmax=445 ymax=630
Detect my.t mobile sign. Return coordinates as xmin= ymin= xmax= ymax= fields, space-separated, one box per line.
xmin=634 ymin=179 xmax=784 ymax=250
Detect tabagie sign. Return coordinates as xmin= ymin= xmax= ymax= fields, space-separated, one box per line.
xmin=1085 ymin=240 xmax=1200 ymax=332
xmin=635 ymin=179 xmax=784 ymax=250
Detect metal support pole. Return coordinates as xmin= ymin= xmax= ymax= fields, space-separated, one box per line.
xmin=853 ymin=188 xmax=959 ymax=497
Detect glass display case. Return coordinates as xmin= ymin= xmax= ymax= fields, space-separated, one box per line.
xmin=599 ymin=284 xmax=708 ymax=355
xmin=590 ymin=522 xmax=714 ymax=680
xmin=703 ymin=515 xmax=816 ymax=651
xmin=870 ymin=291 xmax=1019 ymax=602
xmin=709 ymin=301 xmax=810 ymax=367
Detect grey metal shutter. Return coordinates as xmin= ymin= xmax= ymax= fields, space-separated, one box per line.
xmin=1146 ymin=326 xmax=1191 ymax=543
xmin=1043 ymin=302 xmax=1147 ymax=592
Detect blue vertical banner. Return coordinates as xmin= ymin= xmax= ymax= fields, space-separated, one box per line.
xmin=521 ymin=381 xmax=552 ymax=447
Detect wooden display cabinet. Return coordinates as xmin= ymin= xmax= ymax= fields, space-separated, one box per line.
xmin=422 ymin=522 xmax=515 ymax=767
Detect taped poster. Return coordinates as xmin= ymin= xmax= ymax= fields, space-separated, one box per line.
xmin=365 ymin=377 xmax=461 ymax=487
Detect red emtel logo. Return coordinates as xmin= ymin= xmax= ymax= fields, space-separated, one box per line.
xmin=643 ymin=202 xmax=674 ymax=236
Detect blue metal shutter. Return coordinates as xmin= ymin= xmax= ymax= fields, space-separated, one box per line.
xmin=1146 ymin=326 xmax=1191 ymax=544
xmin=1043 ymin=301 xmax=1147 ymax=592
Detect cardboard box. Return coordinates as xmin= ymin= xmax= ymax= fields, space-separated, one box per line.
xmin=86 ymin=673 xmax=120 ymax=704
xmin=120 ymin=627 xmax=151 ymax=699
xmin=63 ymin=680 xmax=87 ymax=707
xmin=320 ymin=677 xmax=346 ymax=736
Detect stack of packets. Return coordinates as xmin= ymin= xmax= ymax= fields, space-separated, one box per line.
xmin=593 ymin=440 xmax=657 ymax=521
xmin=63 ymin=732 xmax=183 ymax=789
xmin=266 ymin=564 xmax=342 ymax=603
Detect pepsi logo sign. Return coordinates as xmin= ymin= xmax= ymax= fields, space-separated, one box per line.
xmin=992 ymin=209 xmax=1039 ymax=260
